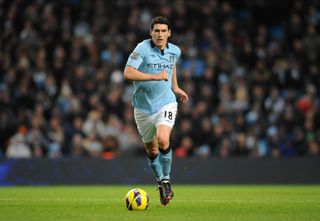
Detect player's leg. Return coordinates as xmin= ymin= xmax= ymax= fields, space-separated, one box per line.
xmin=155 ymin=102 xmax=178 ymax=205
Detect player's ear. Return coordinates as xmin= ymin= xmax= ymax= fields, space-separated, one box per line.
xmin=168 ymin=29 xmax=171 ymax=37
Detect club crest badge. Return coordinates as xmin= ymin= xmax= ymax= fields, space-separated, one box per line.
xmin=130 ymin=52 xmax=139 ymax=60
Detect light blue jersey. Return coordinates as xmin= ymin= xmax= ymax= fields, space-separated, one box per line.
xmin=126 ymin=39 xmax=181 ymax=114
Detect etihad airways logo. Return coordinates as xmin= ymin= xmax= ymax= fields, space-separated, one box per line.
xmin=147 ymin=63 xmax=174 ymax=69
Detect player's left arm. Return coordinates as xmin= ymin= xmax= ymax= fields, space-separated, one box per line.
xmin=171 ymin=65 xmax=188 ymax=103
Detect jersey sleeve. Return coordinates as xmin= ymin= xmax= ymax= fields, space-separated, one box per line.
xmin=176 ymin=47 xmax=181 ymax=59
xmin=173 ymin=45 xmax=181 ymax=64
xmin=126 ymin=43 xmax=146 ymax=69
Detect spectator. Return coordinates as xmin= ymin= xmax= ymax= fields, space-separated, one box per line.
xmin=6 ymin=127 xmax=32 ymax=158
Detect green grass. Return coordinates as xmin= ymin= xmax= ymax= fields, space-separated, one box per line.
xmin=0 ymin=185 xmax=319 ymax=221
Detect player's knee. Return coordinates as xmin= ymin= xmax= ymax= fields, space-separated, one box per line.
xmin=157 ymin=136 xmax=169 ymax=149
xmin=146 ymin=148 xmax=158 ymax=158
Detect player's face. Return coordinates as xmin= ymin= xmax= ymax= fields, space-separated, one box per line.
xmin=150 ymin=24 xmax=171 ymax=50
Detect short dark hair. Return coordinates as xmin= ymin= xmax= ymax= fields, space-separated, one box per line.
xmin=150 ymin=16 xmax=171 ymax=30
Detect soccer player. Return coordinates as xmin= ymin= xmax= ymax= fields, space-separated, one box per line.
xmin=124 ymin=16 xmax=188 ymax=206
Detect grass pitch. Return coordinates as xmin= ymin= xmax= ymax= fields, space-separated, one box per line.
xmin=0 ymin=185 xmax=319 ymax=221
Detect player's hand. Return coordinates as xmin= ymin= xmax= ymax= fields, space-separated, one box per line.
xmin=158 ymin=69 xmax=168 ymax=81
xmin=173 ymin=88 xmax=189 ymax=103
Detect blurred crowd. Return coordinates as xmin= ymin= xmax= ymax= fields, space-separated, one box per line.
xmin=0 ymin=0 xmax=319 ymax=159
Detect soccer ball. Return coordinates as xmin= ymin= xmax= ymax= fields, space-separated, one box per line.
xmin=125 ymin=188 xmax=150 ymax=211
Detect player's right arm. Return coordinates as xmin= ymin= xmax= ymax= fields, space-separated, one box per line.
xmin=124 ymin=66 xmax=168 ymax=81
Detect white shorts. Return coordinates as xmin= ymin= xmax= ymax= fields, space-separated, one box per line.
xmin=134 ymin=102 xmax=178 ymax=143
